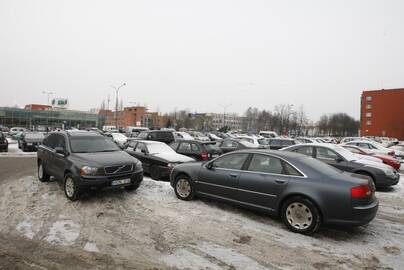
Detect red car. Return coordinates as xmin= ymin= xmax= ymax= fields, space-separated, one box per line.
xmin=343 ymin=145 xmax=401 ymax=170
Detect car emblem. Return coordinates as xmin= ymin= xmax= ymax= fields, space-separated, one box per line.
xmin=112 ymin=165 xmax=126 ymax=174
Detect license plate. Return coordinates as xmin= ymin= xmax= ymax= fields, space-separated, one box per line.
xmin=111 ymin=179 xmax=131 ymax=186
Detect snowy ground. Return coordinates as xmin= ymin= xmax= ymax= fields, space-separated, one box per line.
xmin=0 ymin=154 xmax=404 ymax=269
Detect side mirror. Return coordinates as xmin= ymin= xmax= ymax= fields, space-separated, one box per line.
xmin=147 ymin=135 xmax=152 ymax=140
xmin=55 ymin=147 xmax=67 ymax=156
xmin=335 ymin=157 xmax=344 ymax=163
xmin=141 ymin=149 xmax=148 ymax=155
xmin=206 ymin=162 xmax=214 ymax=170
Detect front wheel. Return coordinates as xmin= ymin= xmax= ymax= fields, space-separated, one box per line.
xmin=38 ymin=161 xmax=50 ymax=182
xmin=64 ymin=174 xmax=81 ymax=201
xmin=281 ymin=196 xmax=321 ymax=234
xmin=174 ymin=175 xmax=194 ymax=201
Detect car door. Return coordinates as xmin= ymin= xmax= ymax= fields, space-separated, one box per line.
xmin=50 ymin=134 xmax=68 ymax=179
xmin=41 ymin=134 xmax=58 ymax=176
xmin=129 ymin=142 xmax=150 ymax=172
xmin=314 ymin=146 xmax=353 ymax=172
xmin=237 ymin=154 xmax=290 ymax=211
xmin=196 ymin=153 xmax=250 ymax=201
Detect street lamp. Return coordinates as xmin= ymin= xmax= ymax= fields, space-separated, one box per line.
xmin=110 ymin=83 xmax=126 ymax=129
xmin=219 ymin=103 xmax=232 ymax=129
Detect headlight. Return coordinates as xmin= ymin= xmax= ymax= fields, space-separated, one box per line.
xmin=80 ymin=166 xmax=98 ymax=176
xmin=135 ymin=162 xmax=142 ymax=170
xmin=167 ymin=163 xmax=178 ymax=170
xmin=383 ymin=169 xmax=395 ymax=178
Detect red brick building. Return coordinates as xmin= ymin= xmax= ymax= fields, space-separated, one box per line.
xmin=360 ymin=88 xmax=404 ymax=140
xmin=24 ymin=104 xmax=52 ymax=111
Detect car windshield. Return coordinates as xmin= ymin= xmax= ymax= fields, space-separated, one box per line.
xmin=112 ymin=133 xmax=127 ymax=139
xmin=239 ymin=140 xmax=259 ymax=148
xmin=332 ymin=145 xmax=358 ymax=161
xmin=70 ymin=136 xmax=121 ymax=153
xmin=147 ymin=143 xmax=176 ymax=154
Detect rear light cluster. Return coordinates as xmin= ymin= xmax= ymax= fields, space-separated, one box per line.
xmin=201 ymin=152 xmax=209 ymax=161
xmin=388 ymin=151 xmax=395 ymax=156
xmin=351 ymin=185 xmax=372 ymax=199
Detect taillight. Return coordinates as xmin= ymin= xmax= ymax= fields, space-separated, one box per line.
xmin=351 ymin=185 xmax=372 ymax=198
xmin=388 ymin=151 xmax=395 ymax=156
xmin=201 ymin=152 xmax=209 ymax=161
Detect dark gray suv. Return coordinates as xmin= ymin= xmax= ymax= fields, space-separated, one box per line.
xmin=37 ymin=131 xmax=143 ymax=201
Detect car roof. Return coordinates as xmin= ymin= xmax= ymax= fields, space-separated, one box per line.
xmin=236 ymin=149 xmax=306 ymax=159
xmin=174 ymin=139 xmax=215 ymax=144
xmin=133 ymin=140 xmax=165 ymax=145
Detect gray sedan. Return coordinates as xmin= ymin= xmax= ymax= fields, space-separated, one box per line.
xmin=170 ymin=150 xmax=379 ymax=234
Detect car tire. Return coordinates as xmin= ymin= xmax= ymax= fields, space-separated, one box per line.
xmin=64 ymin=173 xmax=81 ymax=201
xmin=174 ymin=175 xmax=194 ymax=201
xmin=150 ymin=164 xmax=160 ymax=180
xmin=38 ymin=161 xmax=50 ymax=182
xmin=281 ymin=196 xmax=321 ymax=235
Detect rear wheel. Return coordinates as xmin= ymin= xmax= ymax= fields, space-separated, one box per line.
xmin=64 ymin=173 xmax=81 ymax=201
xmin=174 ymin=175 xmax=194 ymax=200
xmin=281 ymin=196 xmax=321 ymax=234
xmin=150 ymin=165 xmax=160 ymax=180
xmin=38 ymin=161 xmax=50 ymax=182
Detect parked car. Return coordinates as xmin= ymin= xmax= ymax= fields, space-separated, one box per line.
xmin=206 ymin=132 xmax=222 ymax=141
xmin=259 ymin=131 xmax=278 ymax=138
xmin=18 ymin=132 xmax=45 ymax=152
xmin=389 ymin=144 xmax=404 ymax=161
xmin=170 ymin=150 xmax=378 ymax=234
xmin=174 ymin=132 xmax=194 ymax=140
xmin=104 ymin=132 xmax=128 ymax=148
xmin=342 ymin=145 xmax=401 ymax=170
xmin=125 ymin=126 xmax=149 ymax=138
xmin=187 ymin=131 xmax=210 ymax=142
xmin=0 ymin=131 xmax=8 ymax=152
xmin=125 ymin=140 xmax=194 ymax=180
xmin=9 ymin=127 xmax=27 ymax=136
xmin=170 ymin=140 xmax=223 ymax=161
xmin=236 ymin=135 xmax=269 ymax=148
xmin=0 ymin=126 xmax=9 ymax=134
xmin=216 ymin=139 xmax=259 ymax=153
xmin=136 ymin=130 xmax=175 ymax=144
xmin=282 ymin=144 xmax=400 ymax=188
xmin=267 ymin=138 xmax=298 ymax=150
xmin=37 ymin=131 xmax=143 ymax=201
xmin=343 ymin=140 xmax=395 ymax=156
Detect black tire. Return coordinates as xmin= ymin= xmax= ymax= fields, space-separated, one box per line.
xmin=125 ymin=181 xmax=141 ymax=191
xmin=150 ymin=164 xmax=160 ymax=180
xmin=38 ymin=161 xmax=50 ymax=182
xmin=64 ymin=173 xmax=81 ymax=201
xmin=281 ymin=196 xmax=321 ymax=235
xmin=174 ymin=175 xmax=194 ymax=201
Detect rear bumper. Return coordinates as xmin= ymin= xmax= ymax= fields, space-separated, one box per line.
xmin=325 ymin=199 xmax=379 ymax=227
xmin=76 ymin=169 xmax=143 ymax=189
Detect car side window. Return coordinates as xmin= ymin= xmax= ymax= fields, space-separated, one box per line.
xmin=248 ymin=154 xmax=284 ymax=174
xmin=44 ymin=134 xmax=57 ymax=149
xmin=135 ymin=143 xmax=147 ymax=153
xmin=128 ymin=141 xmax=137 ymax=149
xmin=178 ymin=142 xmax=191 ymax=152
xmin=283 ymin=162 xmax=303 ymax=176
xmin=54 ymin=135 xmax=66 ymax=150
xmin=191 ymin=143 xmax=200 ymax=152
xmin=295 ymin=146 xmax=313 ymax=156
xmin=212 ymin=153 xmax=249 ymax=170
xmin=316 ymin=147 xmax=339 ymax=160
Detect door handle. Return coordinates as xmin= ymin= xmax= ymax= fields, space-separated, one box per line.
xmin=229 ymin=173 xmax=238 ymax=178
xmin=275 ymin=179 xmax=286 ymax=184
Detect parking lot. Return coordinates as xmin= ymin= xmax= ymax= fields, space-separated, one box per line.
xmin=0 ymin=140 xmax=402 ymax=269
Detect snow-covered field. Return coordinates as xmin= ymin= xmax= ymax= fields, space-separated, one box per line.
xmin=0 ymin=152 xmax=403 ymax=269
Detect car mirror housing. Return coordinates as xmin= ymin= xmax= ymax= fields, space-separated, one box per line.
xmin=206 ymin=162 xmax=214 ymax=169
xmin=335 ymin=157 xmax=344 ymax=163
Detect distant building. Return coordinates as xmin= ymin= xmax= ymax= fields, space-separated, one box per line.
xmin=24 ymin=104 xmax=52 ymax=111
xmin=360 ymin=88 xmax=404 ymax=140
xmin=208 ymin=113 xmax=243 ymax=131
xmin=99 ymin=106 xmax=165 ymax=129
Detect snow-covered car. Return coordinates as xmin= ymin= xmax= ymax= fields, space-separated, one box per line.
xmin=343 ymin=140 xmax=395 ymax=156
xmin=236 ymin=135 xmax=269 ymax=148
xmin=342 ymin=145 xmax=401 ymax=170
xmin=174 ymin=132 xmax=194 ymax=140
xmin=187 ymin=131 xmax=210 ymax=142
xmin=104 ymin=132 xmax=128 ymax=148
xmin=389 ymin=144 xmax=404 ymax=162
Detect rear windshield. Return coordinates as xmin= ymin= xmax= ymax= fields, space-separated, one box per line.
xmin=70 ymin=136 xmax=120 ymax=153
xmin=298 ymin=156 xmax=343 ymax=175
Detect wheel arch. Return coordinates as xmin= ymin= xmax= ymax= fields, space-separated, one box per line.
xmin=277 ymin=193 xmax=324 ymax=222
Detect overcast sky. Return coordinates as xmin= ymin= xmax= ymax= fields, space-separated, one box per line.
xmin=1 ymin=0 xmax=403 ymax=120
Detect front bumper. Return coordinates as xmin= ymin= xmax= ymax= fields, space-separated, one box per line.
xmin=76 ymin=169 xmax=143 ymax=189
xmin=375 ymin=172 xmax=400 ymax=188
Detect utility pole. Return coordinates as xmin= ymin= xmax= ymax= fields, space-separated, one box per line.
xmin=219 ymin=104 xmax=232 ymax=130
xmin=110 ymin=83 xmax=126 ymax=129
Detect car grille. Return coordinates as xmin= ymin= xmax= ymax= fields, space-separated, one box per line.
xmin=104 ymin=164 xmax=133 ymax=175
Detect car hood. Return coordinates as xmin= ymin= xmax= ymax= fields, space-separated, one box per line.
xmin=71 ymin=151 xmax=138 ymax=167
xmin=150 ymin=152 xmax=195 ymax=163
xmin=353 ymin=158 xmax=393 ymax=171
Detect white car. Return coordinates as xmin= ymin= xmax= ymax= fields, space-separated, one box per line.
xmin=110 ymin=133 xmax=128 ymax=148
xmin=342 ymin=140 xmax=395 ymax=156
xmin=174 ymin=132 xmax=194 ymax=140
xmin=236 ymin=135 xmax=269 ymax=148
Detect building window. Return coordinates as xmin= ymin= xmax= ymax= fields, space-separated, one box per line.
xmin=366 ymin=120 xmax=371 ymax=126
xmin=366 ymin=104 xmax=372 ymax=109
xmin=366 ymin=112 xmax=372 ymax=117
xmin=365 ymin=96 xmax=372 ymax=101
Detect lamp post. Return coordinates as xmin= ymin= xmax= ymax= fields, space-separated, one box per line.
xmin=42 ymin=91 xmax=53 ymax=130
xmin=219 ymin=103 xmax=232 ymax=129
xmin=110 ymin=83 xmax=126 ymax=129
